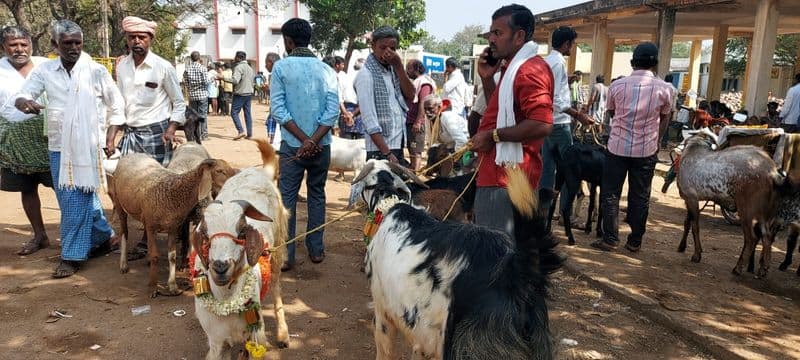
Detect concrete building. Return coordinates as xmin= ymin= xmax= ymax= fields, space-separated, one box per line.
xmin=535 ymin=0 xmax=800 ymax=114
xmin=180 ymin=0 xmax=309 ymax=72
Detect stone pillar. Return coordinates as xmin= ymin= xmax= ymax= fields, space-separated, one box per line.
xmin=685 ymin=40 xmax=702 ymax=107
xmin=590 ymin=21 xmax=609 ymax=92
xmin=656 ymin=8 xmax=676 ymax=77
xmin=604 ymin=38 xmax=615 ymax=83
xmin=740 ymin=37 xmax=753 ymax=104
xmin=744 ymin=0 xmax=778 ymax=114
xmin=707 ymin=25 xmax=729 ymax=100
xmin=567 ymin=41 xmax=578 ymax=74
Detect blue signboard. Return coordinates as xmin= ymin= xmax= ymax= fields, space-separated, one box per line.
xmin=422 ymin=55 xmax=445 ymax=73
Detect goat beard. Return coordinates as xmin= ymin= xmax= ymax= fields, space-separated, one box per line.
xmin=506 ymin=166 xmax=537 ymax=219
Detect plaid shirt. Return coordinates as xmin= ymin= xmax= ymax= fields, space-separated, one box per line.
xmin=183 ymin=62 xmax=208 ymax=101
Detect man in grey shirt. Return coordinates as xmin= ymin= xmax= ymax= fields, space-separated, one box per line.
xmin=225 ymin=51 xmax=255 ymax=139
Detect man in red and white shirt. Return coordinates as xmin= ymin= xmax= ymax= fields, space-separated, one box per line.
xmin=471 ymin=4 xmax=554 ymax=235
xmin=591 ymin=42 xmax=673 ymax=253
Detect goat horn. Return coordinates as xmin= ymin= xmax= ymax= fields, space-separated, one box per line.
xmin=387 ymin=162 xmax=428 ymax=188
xmin=352 ymin=161 xmax=375 ymax=185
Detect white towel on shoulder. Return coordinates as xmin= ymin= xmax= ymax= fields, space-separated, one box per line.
xmin=495 ymin=41 xmax=539 ymax=166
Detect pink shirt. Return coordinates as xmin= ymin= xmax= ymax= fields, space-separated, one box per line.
xmin=606 ymin=70 xmax=673 ymax=157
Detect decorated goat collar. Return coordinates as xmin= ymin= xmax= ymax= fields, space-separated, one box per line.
xmin=363 ymin=196 xmax=402 ymax=244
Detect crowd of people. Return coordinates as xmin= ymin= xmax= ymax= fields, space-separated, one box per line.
xmin=2 ymin=3 xmax=799 ymax=280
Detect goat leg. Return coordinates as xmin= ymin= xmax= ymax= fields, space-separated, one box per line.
xmin=585 ymin=184 xmax=596 ymax=234
xmin=178 ymin=220 xmax=190 ymax=271
xmin=160 ymin=232 xmax=182 ymax=296
xmin=734 ymin=220 xmax=757 ymax=276
xmin=779 ymin=226 xmax=799 ymax=272
xmin=374 ymin=305 xmax=398 ymax=360
xmin=686 ymin=201 xmax=702 ymax=262
xmin=677 ymin=206 xmax=692 ymax=253
xmin=118 ymin=209 xmax=129 ymax=274
xmin=756 ymin=223 xmax=775 ymax=278
xmin=146 ymin=225 xmax=160 ymax=298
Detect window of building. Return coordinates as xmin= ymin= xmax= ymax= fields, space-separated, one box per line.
xmin=232 ymin=28 xmax=246 ymax=35
xmin=192 ymin=28 xmax=206 ymax=34
xmin=271 ymin=29 xmax=281 ymax=35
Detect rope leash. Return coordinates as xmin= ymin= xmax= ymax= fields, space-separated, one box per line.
xmin=416 ymin=141 xmax=473 ymax=176
xmin=442 ymin=157 xmax=482 ymax=221
xmin=266 ymin=204 xmax=366 ymax=253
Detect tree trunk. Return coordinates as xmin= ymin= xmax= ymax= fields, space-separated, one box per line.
xmin=343 ymin=36 xmax=355 ymax=73
xmin=2 ymin=0 xmax=42 ymax=55
xmin=109 ymin=0 xmax=127 ymax=56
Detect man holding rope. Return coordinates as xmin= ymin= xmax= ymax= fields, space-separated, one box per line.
xmin=471 ymin=4 xmax=554 ymax=236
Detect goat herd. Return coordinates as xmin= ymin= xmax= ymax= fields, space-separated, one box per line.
xmin=98 ymin=125 xmax=798 ymax=359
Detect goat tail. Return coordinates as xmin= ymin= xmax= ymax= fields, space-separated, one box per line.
xmin=253 ymin=138 xmax=279 ymax=181
xmin=512 ymin=188 xmax=564 ymax=292
xmin=506 ymin=166 xmax=537 ymax=219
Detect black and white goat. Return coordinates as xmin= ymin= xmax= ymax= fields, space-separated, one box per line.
xmin=353 ymin=159 xmax=562 ymax=359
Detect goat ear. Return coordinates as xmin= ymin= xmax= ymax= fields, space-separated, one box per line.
xmin=352 ymin=161 xmax=375 ymax=185
xmin=197 ymin=159 xmax=216 ymax=202
xmin=191 ymin=221 xmax=209 ymax=269
xmin=244 ymin=226 xmax=264 ymax=267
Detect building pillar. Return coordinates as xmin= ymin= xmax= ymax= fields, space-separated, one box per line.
xmin=604 ymin=38 xmax=614 ymax=83
xmin=656 ymin=8 xmax=676 ymax=78
xmin=740 ymin=37 xmax=753 ymax=104
xmin=707 ymin=25 xmax=729 ymax=100
xmin=567 ymin=41 xmax=578 ymax=74
xmin=685 ymin=39 xmax=702 ymax=107
xmin=590 ymin=21 xmax=609 ymax=92
xmin=796 ymin=45 xmax=800 ymax=74
xmin=744 ymin=0 xmax=778 ymax=114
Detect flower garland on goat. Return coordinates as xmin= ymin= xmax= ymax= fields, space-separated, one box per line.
xmin=363 ymin=196 xmax=402 ymax=244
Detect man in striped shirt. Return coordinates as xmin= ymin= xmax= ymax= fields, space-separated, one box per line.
xmin=591 ymin=42 xmax=673 ymax=253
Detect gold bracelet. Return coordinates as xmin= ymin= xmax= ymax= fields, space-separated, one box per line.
xmin=492 ymin=129 xmax=500 ymax=143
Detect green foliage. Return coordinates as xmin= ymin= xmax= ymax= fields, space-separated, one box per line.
xmin=672 ymin=42 xmax=690 ymax=58
xmin=419 ymin=24 xmax=486 ymax=58
xmin=774 ymin=34 xmax=799 ymax=67
xmin=577 ymin=43 xmax=592 ymax=52
xmin=300 ymin=0 xmax=425 ymax=57
xmin=725 ymin=37 xmax=748 ymax=78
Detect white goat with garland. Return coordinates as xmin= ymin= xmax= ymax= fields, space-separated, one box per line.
xmin=191 ymin=140 xmax=289 ymax=359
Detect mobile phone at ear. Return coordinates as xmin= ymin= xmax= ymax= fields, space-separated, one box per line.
xmin=485 ymin=49 xmax=499 ymax=66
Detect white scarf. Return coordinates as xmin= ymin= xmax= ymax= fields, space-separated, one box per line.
xmin=59 ymin=52 xmax=103 ymax=191
xmin=495 ymin=41 xmax=539 ymax=166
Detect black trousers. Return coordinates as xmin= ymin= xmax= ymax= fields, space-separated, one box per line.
xmin=599 ymin=151 xmax=657 ymax=247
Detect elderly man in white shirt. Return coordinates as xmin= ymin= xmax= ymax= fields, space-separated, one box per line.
xmin=106 ymin=16 xmax=186 ymax=165
xmin=443 ymin=57 xmax=471 ymax=118
xmin=541 ymin=26 xmax=593 ymax=227
xmin=780 ymin=73 xmax=800 ymax=133
xmin=0 ymin=26 xmax=53 ymax=256
xmin=13 ymin=20 xmax=125 ymax=278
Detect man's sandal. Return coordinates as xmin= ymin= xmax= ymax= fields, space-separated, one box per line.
xmin=52 ymin=260 xmax=81 ymax=279
xmin=17 ymin=238 xmax=50 ymax=256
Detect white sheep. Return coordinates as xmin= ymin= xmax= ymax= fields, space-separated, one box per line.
xmin=330 ymin=136 xmax=366 ymax=181
xmin=192 ymin=139 xmax=290 ymax=358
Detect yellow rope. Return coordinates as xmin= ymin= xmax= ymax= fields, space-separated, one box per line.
xmin=442 ymin=157 xmax=482 ymax=221
xmin=267 ymin=204 xmax=366 ymax=253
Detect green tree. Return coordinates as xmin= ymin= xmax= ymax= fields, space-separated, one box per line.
xmin=725 ymin=37 xmax=749 ymax=78
xmin=299 ymin=0 xmax=426 ymax=70
xmin=672 ymin=42 xmax=690 ymax=58
xmin=774 ymin=34 xmax=799 ymax=67
xmin=417 ymin=25 xmax=486 ymax=58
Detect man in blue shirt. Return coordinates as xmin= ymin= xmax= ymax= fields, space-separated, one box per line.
xmin=270 ymin=18 xmax=339 ymax=270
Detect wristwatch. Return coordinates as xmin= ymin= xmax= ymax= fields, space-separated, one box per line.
xmin=492 ymin=129 xmax=500 ymax=143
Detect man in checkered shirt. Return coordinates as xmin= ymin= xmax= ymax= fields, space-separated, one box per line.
xmin=184 ymin=51 xmax=209 ymax=139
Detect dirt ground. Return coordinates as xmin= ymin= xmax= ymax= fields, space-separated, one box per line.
xmin=0 ymin=104 xmax=735 ymax=359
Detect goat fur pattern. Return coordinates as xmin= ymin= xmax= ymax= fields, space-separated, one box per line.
xmin=677 ymin=130 xmax=783 ymax=276
xmin=358 ymin=160 xmax=561 ymax=359
xmin=194 ymin=139 xmax=291 ymax=358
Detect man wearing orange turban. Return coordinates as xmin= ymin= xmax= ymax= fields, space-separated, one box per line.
xmin=106 ymin=16 xmax=186 ymax=167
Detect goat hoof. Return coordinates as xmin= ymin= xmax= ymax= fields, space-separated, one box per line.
xmin=567 ymin=239 xmax=576 ymax=246
xmin=157 ymin=288 xmax=183 ymax=297
xmin=677 ymin=244 xmax=686 ymax=253
xmin=731 ymin=266 xmax=743 ymax=276
xmin=778 ymin=262 xmax=789 ymax=271
xmin=149 ymin=291 xmax=159 ymax=299
xmin=690 ymin=253 xmax=701 ymax=263
xmin=756 ymin=268 xmax=768 ymax=279
xmin=275 ymin=340 xmax=289 ymax=349
xmin=120 ymin=266 xmax=129 ymax=274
